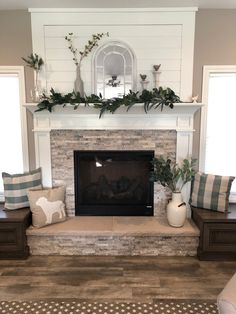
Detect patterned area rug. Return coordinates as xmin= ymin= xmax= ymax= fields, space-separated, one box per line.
xmin=0 ymin=300 xmax=218 ymax=313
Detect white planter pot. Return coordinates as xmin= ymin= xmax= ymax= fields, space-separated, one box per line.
xmin=167 ymin=192 xmax=187 ymax=227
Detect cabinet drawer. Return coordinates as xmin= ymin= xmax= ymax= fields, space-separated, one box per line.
xmin=203 ymin=223 xmax=236 ymax=252
xmin=0 ymin=223 xmax=22 ymax=252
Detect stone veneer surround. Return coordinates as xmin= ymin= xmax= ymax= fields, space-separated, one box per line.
xmin=50 ymin=129 xmax=176 ymax=217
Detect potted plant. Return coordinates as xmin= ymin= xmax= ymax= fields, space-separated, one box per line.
xmin=150 ymin=157 xmax=196 ymax=227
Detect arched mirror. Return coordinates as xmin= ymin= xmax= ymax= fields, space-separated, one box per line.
xmin=93 ymin=41 xmax=136 ymax=98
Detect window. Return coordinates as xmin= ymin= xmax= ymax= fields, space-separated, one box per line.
xmin=0 ymin=67 xmax=28 ymax=200
xmin=200 ymin=66 xmax=236 ymax=202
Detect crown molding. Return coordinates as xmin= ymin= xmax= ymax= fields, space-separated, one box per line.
xmin=28 ymin=7 xmax=198 ymax=13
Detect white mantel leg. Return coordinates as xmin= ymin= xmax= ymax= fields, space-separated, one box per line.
xmin=34 ymin=130 xmax=52 ymax=187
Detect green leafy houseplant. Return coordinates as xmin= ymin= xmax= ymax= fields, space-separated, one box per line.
xmin=150 ymin=157 xmax=196 ymax=192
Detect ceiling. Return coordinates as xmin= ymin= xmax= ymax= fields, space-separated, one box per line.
xmin=1 ymin=0 xmax=236 ymax=10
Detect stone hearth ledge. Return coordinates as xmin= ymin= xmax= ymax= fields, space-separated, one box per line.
xmin=27 ymin=217 xmax=199 ymax=256
xmin=27 ymin=216 xmax=199 ymax=236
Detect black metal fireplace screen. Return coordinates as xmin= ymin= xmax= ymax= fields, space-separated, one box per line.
xmin=74 ymin=150 xmax=154 ymax=216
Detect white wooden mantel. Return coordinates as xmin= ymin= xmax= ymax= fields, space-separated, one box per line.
xmin=25 ymin=102 xmax=203 ymax=188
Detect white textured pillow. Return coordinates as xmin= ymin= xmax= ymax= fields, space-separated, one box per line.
xmin=27 ymin=186 xmax=66 ymax=228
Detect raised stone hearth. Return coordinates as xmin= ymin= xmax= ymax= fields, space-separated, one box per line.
xmin=27 ymin=216 xmax=199 ymax=256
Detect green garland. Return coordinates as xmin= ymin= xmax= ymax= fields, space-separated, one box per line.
xmin=36 ymin=87 xmax=181 ymax=118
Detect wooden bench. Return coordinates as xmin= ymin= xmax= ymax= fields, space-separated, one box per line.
xmin=192 ymin=204 xmax=236 ymax=260
xmin=0 ymin=204 xmax=31 ymax=259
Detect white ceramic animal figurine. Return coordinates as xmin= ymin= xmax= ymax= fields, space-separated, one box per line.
xmin=36 ymin=197 xmax=65 ymax=224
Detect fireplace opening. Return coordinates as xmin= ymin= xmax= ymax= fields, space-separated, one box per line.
xmin=74 ymin=150 xmax=154 ymax=216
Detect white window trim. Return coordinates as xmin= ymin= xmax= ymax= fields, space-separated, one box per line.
xmin=200 ymin=65 xmax=236 ymax=202
xmin=0 ymin=66 xmax=29 ymax=201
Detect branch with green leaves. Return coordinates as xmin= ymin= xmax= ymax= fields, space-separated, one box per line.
xmin=65 ymin=32 xmax=109 ymax=67
xmin=150 ymin=157 xmax=197 ymax=192
xmin=36 ymin=87 xmax=181 ymax=118
xmin=22 ymin=53 xmax=44 ymax=71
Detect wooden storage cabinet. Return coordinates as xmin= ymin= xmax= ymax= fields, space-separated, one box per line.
xmin=0 ymin=205 xmax=31 ymax=259
xmin=192 ymin=205 xmax=236 ymax=260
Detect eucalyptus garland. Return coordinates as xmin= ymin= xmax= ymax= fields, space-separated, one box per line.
xmin=36 ymin=87 xmax=181 ymax=118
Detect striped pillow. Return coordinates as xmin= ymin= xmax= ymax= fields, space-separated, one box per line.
xmin=2 ymin=168 xmax=42 ymax=210
xmin=191 ymin=172 xmax=235 ymax=212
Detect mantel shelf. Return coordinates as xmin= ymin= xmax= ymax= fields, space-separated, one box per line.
xmin=25 ymin=102 xmax=203 ymax=117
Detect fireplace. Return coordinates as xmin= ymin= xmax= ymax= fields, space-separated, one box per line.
xmin=74 ymin=150 xmax=154 ymax=216
xmin=27 ymin=103 xmax=200 ymax=217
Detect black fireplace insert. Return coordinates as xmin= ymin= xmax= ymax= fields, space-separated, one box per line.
xmin=74 ymin=150 xmax=154 ymax=216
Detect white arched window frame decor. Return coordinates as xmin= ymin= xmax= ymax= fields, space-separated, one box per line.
xmin=93 ymin=41 xmax=137 ymax=98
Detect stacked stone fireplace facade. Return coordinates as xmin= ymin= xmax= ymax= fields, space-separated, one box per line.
xmin=50 ymin=129 xmax=176 ymax=217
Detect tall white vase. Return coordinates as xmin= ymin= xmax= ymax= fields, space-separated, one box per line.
xmin=167 ymin=192 xmax=187 ymax=227
xmin=74 ymin=65 xmax=84 ymax=97
xmin=31 ymin=70 xmax=41 ymax=102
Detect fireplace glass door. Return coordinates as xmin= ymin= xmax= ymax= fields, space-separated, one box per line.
xmin=74 ymin=150 xmax=154 ymax=216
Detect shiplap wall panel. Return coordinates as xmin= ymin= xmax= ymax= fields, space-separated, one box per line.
xmin=43 ymin=24 xmax=182 ymax=94
xmin=45 ymin=47 xmax=182 ymax=60
xmin=47 ymin=59 xmax=181 ymax=72
xmin=44 ymin=36 xmax=182 ymax=49
xmin=44 ymin=25 xmax=183 ymax=37
xmin=30 ymin=9 xmax=196 ymax=100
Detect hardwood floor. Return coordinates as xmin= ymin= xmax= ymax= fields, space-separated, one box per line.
xmin=0 ymin=256 xmax=235 ymax=301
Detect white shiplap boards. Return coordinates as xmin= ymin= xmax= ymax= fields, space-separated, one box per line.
xmin=30 ymin=8 xmax=197 ymax=101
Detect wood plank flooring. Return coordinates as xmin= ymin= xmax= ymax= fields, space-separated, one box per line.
xmin=0 ymin=256 xmax=235 ymax=301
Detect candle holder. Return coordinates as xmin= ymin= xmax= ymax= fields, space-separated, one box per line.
xmin=153 ymin=64 xmax=161 ymax=88
xmin=140 ymin=74 xmax=149 ymax=91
